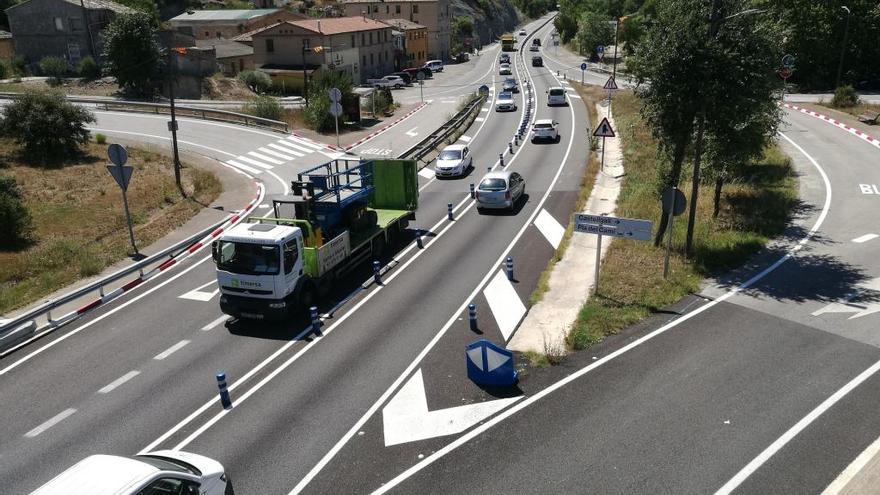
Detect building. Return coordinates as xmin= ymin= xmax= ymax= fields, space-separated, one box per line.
xmin=340 ymin=0 xmax=449 ymax=62
xmin=196 ymin=38 xmax=253 ymax=75
xmin=6 ymin=0 xmax=132 ymax=67
xmin=251 ymin=16 xmax=394 ymax=88
xmin=168 ymin=8 xmax=306 ymax=40
xmin=382 ymin=18 xmax=425 ymax=70
xmin=0 ymin=31 xmax=13 ymax=60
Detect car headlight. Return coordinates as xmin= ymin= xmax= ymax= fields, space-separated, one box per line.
xmin=269 ymin=301 xmax=287 ymax=309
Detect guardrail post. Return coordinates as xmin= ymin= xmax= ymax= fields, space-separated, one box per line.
xmin=468 ymin=303 xmax=478 ymax=331
xmin=373 ymin=260 xmax=382 ymax=285
xmin=310 ymin=306 xmax=321 ymax=335
xmin=506 ymin=256 xmax=514 ymax=281
xmin=469 ymin=183 xmax=475 ymax=199
xmin=499 ymin=153 xmax=504 ymax=167
xmin=99 ymin=285 xmax=105 ymax=297
xmin=447 ymin=202 xmax=454 ymax=221
xmin=46 ymin=305 xmax=53 ymax=324
xmin=216 ymin=372 xmax=232 ymax=409
xmin=416 ymin=229 xmax=424 ymax=249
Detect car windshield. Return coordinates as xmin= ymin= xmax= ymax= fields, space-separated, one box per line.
xmin=439 ymin=150 xmax=462 ymax=160
xmin=216 ymin=241 xmax=280 ymax=275
xmin=479 ymin=178 xmax=508 ymax=191
xmin=134 ymin=455 xmax=201 ymax=475
xmin=504 ymin=79 xmax=515 ymax=85
xmin=535 ymin=123 xmax=553 ymax=128
xmin=550 ymin=89 xmax=565 ymax=96
xmin=499 ymin=92 xmax=512 ymax=100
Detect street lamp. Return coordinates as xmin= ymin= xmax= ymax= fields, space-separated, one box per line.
xmin=835 ymin=5 xmax=851 ymax=88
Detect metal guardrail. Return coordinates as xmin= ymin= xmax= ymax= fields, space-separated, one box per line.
xmin=0 ymin=215 xmax=230 ymax=353
xmin=0 ymin=93 xmax=290 ymax=132
xmin=399 ymin=95 xmax=486 ymax=162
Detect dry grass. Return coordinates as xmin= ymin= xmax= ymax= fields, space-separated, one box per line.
xmin=817 ymin=100 xmax=880 ymax=120
xmin=0 ymin=140 xmax=221 ymax=313
xmin=568 ymin=90 xmax=797 ymax=350
xmin=0 ymin=79 xmax=121 ymax=97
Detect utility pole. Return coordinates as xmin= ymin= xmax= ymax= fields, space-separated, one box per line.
xmin=168 ymin=48 xmax=184 ymax=196
xmin=835 ymin=6 xmax=851 ymax=89
xmin=302 ymin=44 xmax=309 ymax=106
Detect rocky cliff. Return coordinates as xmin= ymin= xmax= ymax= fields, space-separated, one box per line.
xmin=451 ymin=0 xmax=521 ymax=48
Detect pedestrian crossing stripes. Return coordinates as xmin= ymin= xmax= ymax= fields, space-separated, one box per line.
xmin=224 ymin=135 xmax=322 ymax=175
xmin=236 ymin=155 xmax=274 ymax=169
xmin=267 ymin=142 xmax=305 ymax=157
xmin=247 ymin=151 xmax=283 ymax=165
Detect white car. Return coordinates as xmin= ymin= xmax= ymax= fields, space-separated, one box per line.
xmin=529 ymin=44 xmax=540 ymax=52
xmin=547 ymin=86 xmax=567 ymax=106
xmin=476 ymin=171 xmax=525 ymax=212
xmin=519 ymin=29 xmax=527 ymax=36
xmin=495 ymin=91 xmax=517 ymax=112
xmin=531 ymin=119 xmax=559 ymax=142
xmin=435 ymin=144 xmax=472 ymax=177
xmin=499 ymin=63 xmax=512 ymax=75
xmin=424 ymin=59 xmax=444 ymax=73
xmin=30 ymin=450 xmax=229 ymax=495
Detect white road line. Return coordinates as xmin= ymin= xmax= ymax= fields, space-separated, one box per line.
xmin=459 ymin=135 xmax=472 ymax=142
xmin=823 ymin=432 xmax=880 ymax=494
xmin=235 ymin=155 xmax=274 ymax=170
xmin=179 ymin=288 xmax=219 ymax=302
xmin=534 ymin=208 xmax=566 ymax=248
xmin=287 ymin=136 xmax=323 ymax=151
xmin=418 ymin=168 xmax=436 ymax=179
xmin=247 ymin=151 xmax=283 ymax=165
xmin=153 ymin=340 xmax=190 ymax=361
xmin=852 ymin=233 xmax=878 ymax=243
xmin=405 ymin=127 xmax=419 ymax=137
xmin=98 ymin=370 xmax=140 ymax=394
xmin=268 ymin=142 xmax=305 ymax=157
xmin=569 ymin=94 xmax=582 ymax=99
xmin=226 ymin=160 xmax=262 ymax=175
xmin=483 ymin=270 xmax=527 ymax=340
xmin=480 ymin=108 xmax=489 ymax=112
xmin=475 ymin=117 xmax=485 ymax=122
xmin=258 ymin=147 xmax=294 ymax=161
xmin=201 ymin=315 xmax=231 ymax=331
xmin=276 ymin=140 xmax=313 ymax=154
xmin=25 ymin=408 xmax=76 ymax=438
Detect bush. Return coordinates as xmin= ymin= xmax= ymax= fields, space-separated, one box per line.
xmin=0 ymin=61 xmax=8 ymax=81
xmin=0 ymin=175 xmax=33 ymax=249
xmin=40 ymin=56 xmax=67 ymax=85
xmin=244 ymin=95 xmax=282 ymax=121
xmin=77 ymin=56 xmax=101 ymax=80
xmin=237 ymin=70 xmax=272 ymax=93
xmin=303 ymin=70 xmax=354 ymax=133
xmin=11 ymin=55 xmax=28 ymax=76
xmin=831 ymin=85 xmax=859 ymax=108
xmin=0 ymin=90 xmax=96 ymax=164
xmin=95 ymin=133 xmax=107 ymax=144
xmin=374 ymin=88 xmax=392 ymax=113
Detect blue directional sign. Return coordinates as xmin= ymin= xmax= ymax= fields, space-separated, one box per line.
xmin=466 ymin=339 xmax=517 ymax=387
xmin=596 ymin=45 xmax=604 ymax=54
xmin=580 ymin=62 xmax=587 ymax=71
xmin=478 ymin=84 xmax=490 ymax=95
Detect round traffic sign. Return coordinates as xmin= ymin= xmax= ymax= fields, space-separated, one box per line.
xmin=329 ymin=102 xmax=343 ymax=117
xmin=328 ymin=87 xmax=342 ymax=103
xmin=661 ymin=187 xmax=687 ymax=216
xmin=778 ymin=67 xmax=793 ymax=80
xmin=781 ymin=54 xmax=795 ymax=69
xmin=108 ymin=143 xmax=128 ymax=166
xmin=596 ymin=45 xmax=604 ymax=53
xmin=580 ymin=62 xmax=587 ymax=71
xmin=416 ymin=71 xmax=425 ymax=81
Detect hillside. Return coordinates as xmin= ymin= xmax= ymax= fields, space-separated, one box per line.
xmin=451 ymin=0 xmax=521 ymax=48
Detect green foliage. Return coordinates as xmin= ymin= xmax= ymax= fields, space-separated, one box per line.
xmin=77 ymin=56 xmax=101 ymax=80
xmin=0 ymin=90 xmax=96 ymax=164
xmin=513 ymin=0 xmax=556 ymax=19
xmin=575 ymin=9 xmax=614 ymax=57
xmin=303 ymin=71 xmax=353 ymax=133
xmin=374 ymin=88 xmax=392 ymax=113
xmin=102 ymin=12 xmax=162 ymax=94
xmin=237 ymin=70 xmax=272 ymax=93
xmin=244 ymin=95 xmax=283 ymax=121
xmin=0 ymin=60 xmax=7 ymax=80
xmin=39 ymin=56 xmax=67 ymax=85
xmin=11 ymin=55 xmax=27 ymax=76
xmin=0 ymin=174 xmax=32 ymax=249
xmin=831 ymin=85 xmax=859 ymax=108
xmin=115 ymin=0 xmax=160 ymax=25
xmin=450 ymin=17 xmax=474 ymax=55
xmin=207 ymin=0 xmax=254 ymax=8
xmin=95 ymin=133 xmax=107 ymax=144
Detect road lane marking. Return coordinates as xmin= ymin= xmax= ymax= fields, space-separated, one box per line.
xmin=268 ymin=142 xmax=305 ymax=157
xmin=287 ymin=136 xmax=323 ymax=151
xmin=475 ymin=117 xmax=485 ymax=122
xmin=258 ymin=147 xmax=294 ymax=161
xmin=98 ymin=370 xmax=140 ymax=394
xmin=25 ymin=408 xmax=76 ymax=438
xmin=534 ymin=208 xmax=565 ymax=248
xmin=822 ymin=432 xmax=880 ymax=494
xmin=153 ymin=340 xmax=190 ymax=360
xmin=225 ymin=160 xmax=262 ymax=175
xmin=405 ymin=127 xmax=419 ymax=137
xmin=247 ymin=151 xmax=283 ymax=165
xmin=483 ymin=270 xmax=527 ymax=340
xmin=201 ymin=315 xmax=231 ymax=331
xmin=276 ymin=140 xmax=313 ymax=154
xmin=235 ymin=155 xmax=273 ymax=169
xmin=418 ymin=168 xmax=435 ymax=179
xmin=458 ymin=135 xmax=472 ymax=142
xmin=853 ymin=234 xmax=878 ymax=243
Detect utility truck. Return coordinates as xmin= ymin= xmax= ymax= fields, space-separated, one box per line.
xmin=212 ymin=158 xmax=418 ymax=320
xmin=501 ymin=33 xmax=516 ymax=52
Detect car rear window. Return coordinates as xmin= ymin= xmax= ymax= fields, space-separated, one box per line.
xmin=439 ymin=150 xmax=461 ymax=160
xmin=479 ymin=178 xmax=507 ymax=191
xmin=550 ymin=89 xmax=565 ymax=96
xmin=535 ymin=123 xmax=553 ymax=128
xmin=499 ymin=92 xmax=512 ymax=99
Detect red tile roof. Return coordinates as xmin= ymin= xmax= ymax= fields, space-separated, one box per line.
xmin=249 ymin=17 xmax=391 ymax=37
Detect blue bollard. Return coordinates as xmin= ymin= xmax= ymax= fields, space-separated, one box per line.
xmin=514 ymin=135 xmax=519 ymax=146
xmin=415 ymin=229 xmax=424 ymax=249
xmin=508 ymin=142 xmax=513 ymax=153
xmin=468 ymin=303 xmax=477 ymax=331
xmin=506 ymin=256 xmax=514 ymax=281
xmin=310 ymin=305 xmax=321 ymax=335
xmin=216 ymin=372 xmax=232 ymax=409
xmin=373 ymin=260 xmax=382 ymax=284
xmin=447 ymin=202 xmax=454 ymax=221
xmin=499 ymin=153 xmax=504 ymax=167
xmin=469 ymin=183 xmax=475 ymax=199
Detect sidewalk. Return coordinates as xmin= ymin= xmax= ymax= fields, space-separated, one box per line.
xmin=508 ymin=101 xmax=625 ymax=354
xmin=822 ymin=434 xmax=880 ymax=495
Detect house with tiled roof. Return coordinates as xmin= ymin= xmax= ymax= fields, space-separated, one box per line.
xmin=168 ymin=8 xmax=306 ymax=40
xmin=7 ymin=0 xmax=132 ymax=67
xmin=340 ymin=0 xmax=450 ymax=61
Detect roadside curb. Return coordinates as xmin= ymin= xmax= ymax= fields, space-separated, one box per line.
xmin=344 ymin=102 xmax=428 ymax=151
xmin=782 ymin=103 xmax=880 ymax=149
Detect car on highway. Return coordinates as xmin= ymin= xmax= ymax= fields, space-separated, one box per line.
xmin=531 ymin=119 xmax=560 ymax=143
xmin=499 ymin=63 xmax=512 ymax=75
xmin=502 ymin=78 xmax=519 ymax=93
xmin=499 ymin=53 xmax=510 ymax=64
xmin=434 ymin=144 xmax=472 ymax=177
xmin=519 ymin=29 xmax=527 ymax=36
xmin=30 ymin=450 xmax=230 ymax=495
xmin=529 ymin=43 xmax=540 ymax=52
xmin=547 ymin=86 xmax=567 ymax=106
xmin=475 ymin=171 xmax=525 ymax=212
xmin=424 ymin=59 xmax=444 ymax=73
xmin=532 ymin=56 xmax=543 ymax=67
xmin=495 ymin=91 xmax=517 ymax=112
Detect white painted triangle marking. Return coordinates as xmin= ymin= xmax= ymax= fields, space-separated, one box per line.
xmin=534 ymin=208 xmax=565 ymax=249
xmin=226 ymin=160 xmax=262 ymax=175
xmin=812 ymin=277 xmax=880 ymax=319
xmin=235 ymin=155 xmax=273 ymax=169
xmin=483 ymin=270 xmax=527 ymax=340
xmin=853 ymin=234 xmax=878 ymax=243
xmin=287 ymin=136 xmax=323 ymax=151
xmin=179 ymin=288 xmax=220 ymax=302
xmin=382 ymin=369 xmax=521 ymax=446
xmin=247 ymin=151 xmax=283 ymax=165
xmin=268 ymin=142 xmax=305 ymax=157
xmin=458 ymin=135 xmax=472 ymax=142
xmin=418 ymin=168 xmax=435 ymax=179
xmin=257 ymin=147 xmax=293 ymax=161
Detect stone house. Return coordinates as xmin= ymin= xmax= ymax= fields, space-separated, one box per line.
xmin=196 ymin=38 xmax=253 ymax=75
xmin=168 ymin=8 xmax=306 ymax=41
xmin=382 ymin=18 xmax=426 ymax=70
xmin=341 ymin=0 xmax=449 ymax=62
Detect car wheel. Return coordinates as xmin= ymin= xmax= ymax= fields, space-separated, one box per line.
xmin=555 ymin=134 xmax=561 ymax=143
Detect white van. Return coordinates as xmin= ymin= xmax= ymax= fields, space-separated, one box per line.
xmin=424 ymin=60 xmax=444 ymax=73
xmin=30 ymin=450 xmax=230 ymax=495
xmin=547 ymin=86 xmax=567 ymax=106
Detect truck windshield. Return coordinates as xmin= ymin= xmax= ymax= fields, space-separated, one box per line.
xmin=216 ymin=241 xmax=280 ymax=275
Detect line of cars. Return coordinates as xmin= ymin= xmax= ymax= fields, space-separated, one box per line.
xmin=366 ymin=59 xmax=445 ymax=89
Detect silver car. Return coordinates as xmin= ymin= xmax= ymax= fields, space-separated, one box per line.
xmin=475 ymin=171 xmax=525 ymax=212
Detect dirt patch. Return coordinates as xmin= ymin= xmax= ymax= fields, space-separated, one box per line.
xmin=0 ymin=78 xmax=122 ymax=97
xmin=202 ymin=75 xmax=259 ymax=100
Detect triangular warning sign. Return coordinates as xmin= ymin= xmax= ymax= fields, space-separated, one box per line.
xmin=603 ymin=76 xmax=618 ymax=90
xmin=593 ymin=117 xmax=615 ymax=138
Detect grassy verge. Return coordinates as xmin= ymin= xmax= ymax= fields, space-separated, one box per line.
xmin=817 ymin=101 xmax=880 ymax=120
xmin=0 ymin=141 xmax=221 ymax=314
xmin=567 ymin=89 xmax=797 ymax=350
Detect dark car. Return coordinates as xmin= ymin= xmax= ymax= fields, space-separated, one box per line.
xmin=403 ymin=66 xmax=432 ymax=79
xmin=391 ymin=71 xmax=413 ymax=85
xmin=532 ymin=38 xmax=541 ymax=47
xmin=499 ymin=53 xmax=510 ymax=64
xmin=502 ymin=78 xmax=519 ymax=93
xmin=532 ymin=56 xmax=543 ymax=67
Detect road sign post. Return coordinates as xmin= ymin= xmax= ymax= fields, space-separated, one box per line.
xmin=329 ymin=87 xmax=342 ymax=148
xmin=581 ymin=62 xmax=587 ymax=85
xmin=661 ymin=187 xmax=687 ymax=278
xmin=106 ymin=144 xmax=138 ymax=255
xmin=593 ymin=117 xmax=616 ymax=173
xmin=573 ymin=214 xmax=653 ymax=295
xmin=417 ymin=71 xmax=425 ymax=103
xmin=603 ymin=75 xmax=618 ymax=108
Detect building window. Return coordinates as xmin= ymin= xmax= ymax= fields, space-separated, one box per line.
xmin=303 ymin=38 xmax=310 ymax=49
xmin=370 ymin=53 xmax=373 ymax=65
xmin=351 ymin=34 xmax=355 ymax=47
xmin=369 ymin=32 xmax=373 ymax=44
xmin=385 ymin=5 xmax=389 ymax=13
xmin=68 ymin=17 xmax=82 ymax=31
xmin=266 ymin=38 xmax=274 ymax=53
xmin=372 ymin=5 xmax=378 ymax=13
xmin=395 ymin=4 xmax=400 ymax=13
xmin=361 ymin=33 xmax=365 ymax=45
xmin=363 ymin=54 xmax=366 ymax=66
xmin=413 ymin=4 xmax=419 ymax=13
xmin=205 ymin=31 xmax=209 ymax=37
xmin=54 ymin=17 xmax=63 ymax=31
xmin=385 ymin=30 xmax=388 ymax=41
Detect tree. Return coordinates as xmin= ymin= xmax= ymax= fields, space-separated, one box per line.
xmin=575 ymin=9 xmax=614 ymax=58
xmin=40 ymin=56 xmax=68 ymax=85
xmin=77 ymin=56 xmax=101 ymax=80
xmin=0 ymin=90 xmax=96 ymax=164
xmin=244 ymin=95 xmax=282 ymax=121
xmin=0 ymin=174 xmax=32 ymax=249
xmin=102 ymin=12 xmax=162 ymax=94
xmin=303 ymin=70 xmax=353 ymax=133
xmin=115 ymin=0 xmax=160 ymax=25
xmin=237 ymin=70 xmax=272 ymax=93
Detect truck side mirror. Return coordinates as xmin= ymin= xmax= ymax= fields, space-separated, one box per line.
xmin=211 ymin=241 xmax=219 ymax=262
